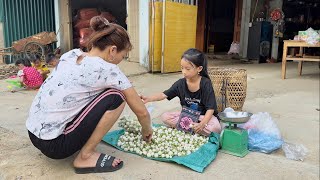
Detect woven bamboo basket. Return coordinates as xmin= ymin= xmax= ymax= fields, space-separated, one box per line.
xmin=208 ymin=68 xmax=247 ymax=112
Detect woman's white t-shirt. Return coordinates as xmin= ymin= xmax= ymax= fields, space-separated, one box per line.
xmin=26 ymin=49 xmax=132 ymax=140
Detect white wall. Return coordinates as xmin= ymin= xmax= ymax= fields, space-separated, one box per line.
xmin=139 ymin=0 xmax=149 ymax=68
xmin=56 ymin=0 xmax=72 ymax=53
xmin=127 ymin=0 xmax=140 ymax=62
xmin=0 ymin=22 xmax=4 ymax=63
xmin=54 ymin=0 xmax=60 ymax=48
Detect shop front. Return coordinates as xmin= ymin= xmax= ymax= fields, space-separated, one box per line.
xmin=56 ymin=0 xmax=151 ymax=66
xmin=56 ymin=0 xmax=126 ymax=51
xmin=197 ymin=0 xmax=243 ymax=53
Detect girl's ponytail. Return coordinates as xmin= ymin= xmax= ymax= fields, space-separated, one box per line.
xmin=199 ymin=53 xmax=210 ymax=79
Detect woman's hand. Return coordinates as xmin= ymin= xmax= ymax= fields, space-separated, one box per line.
xmin=192 ymin=122 xmax=206 ymax=133
xmin=123 ymin=87 xmax=152 ymax=138
xmin=141 ymin=126 xmax=153 ymax=142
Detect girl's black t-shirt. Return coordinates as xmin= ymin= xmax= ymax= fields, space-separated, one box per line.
xmin=163 ymin=77 xmax=218 ymax=116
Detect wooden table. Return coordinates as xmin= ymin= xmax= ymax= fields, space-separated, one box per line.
xmin=281 ymin=40 xmax=320 ymax=79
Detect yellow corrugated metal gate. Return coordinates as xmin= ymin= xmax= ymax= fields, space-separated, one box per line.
xmin=149 ymin=0 xmax=198 ymax=73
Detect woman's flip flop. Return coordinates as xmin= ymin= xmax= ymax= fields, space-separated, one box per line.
xmin=74 ymin=153 xmax=123 ymax=174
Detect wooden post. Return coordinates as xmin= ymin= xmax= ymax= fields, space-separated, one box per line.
xmin=281 ymin=41 xmax=288 ymax=79
xmin=195 ymin=0 xmax=206 ymax=52
xmin=298 ymin=47 xmax=303 ymax=75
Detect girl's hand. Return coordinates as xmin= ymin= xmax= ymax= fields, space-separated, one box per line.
xmin=141 ymin=126 xmax=153 ymax=142
xmin=140 ymin=93 xmax=167 ymax=104
xmin=192 ymin=122 xmax=206 ymax=133
xmin=140 ymin=95 xmax=151 ymax=104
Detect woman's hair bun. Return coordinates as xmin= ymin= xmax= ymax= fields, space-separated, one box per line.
xmin=90 ymin=16 xmax=110 ymax=31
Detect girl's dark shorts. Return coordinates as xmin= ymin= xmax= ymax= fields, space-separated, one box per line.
xmin=28 ymin=89 xmax=125 ymax=159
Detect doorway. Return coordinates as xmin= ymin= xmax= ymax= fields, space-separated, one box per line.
xmin=69 ymin=0 xmax=127 ymax=50
xmin=205 ymin=0 xmax=236 ymax=53
xmin=196 ymin=0 xmax=242 ymax=54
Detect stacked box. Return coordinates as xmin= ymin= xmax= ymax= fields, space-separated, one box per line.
xmin=298 ymin=30 xmax=320 ymax=42
xmin=298 ymin=31 xmax=308 ymax=41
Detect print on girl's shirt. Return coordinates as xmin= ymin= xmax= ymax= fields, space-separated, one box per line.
xmin=163 ymin=78 xmax=218 ymax=116
xmin=176 ymin=106 xmax=201 ymax=134
xmin=185 ymin=97 xmax=201 ymax=104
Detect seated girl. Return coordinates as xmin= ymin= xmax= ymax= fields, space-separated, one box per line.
xmin=31 ymin=54 xmax=50 ymax=80
xmin=15 ymin=58 xmax=43 ymax=89
xmin=141 ymin=48 xmax=221 ymax=136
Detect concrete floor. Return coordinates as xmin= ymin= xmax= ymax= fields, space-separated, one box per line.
xmin=0 ymin=61 xmax=319 ymax=180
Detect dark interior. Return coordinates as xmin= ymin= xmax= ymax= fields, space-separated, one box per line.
xmin=70 ymin=0 xmax=127 ymax=28
xmin=70 ymin=0 xmax=126 ymax=49
xmin=279 ymin=0 xmax=320 ymax=57
xmin=205 ymin=0 xmax=236 ymax=53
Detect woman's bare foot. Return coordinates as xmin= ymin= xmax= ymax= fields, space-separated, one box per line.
xmin=73 ymin=151 xmax=121 ymax=168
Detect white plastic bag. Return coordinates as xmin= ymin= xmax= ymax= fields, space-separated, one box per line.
xmin=227 ymin=42 xmax=240 ymax=55
xmin=282 ymin=142 xmax=308 ymax=161
xmin=220 ymin=107 xmax=235 ymax=129
xmin=223 ymin=107 xmax=235 ymax=113
xmin=240 ymin=112 xmax=283 ymax=153
xmin=242 ymin=112 xmax=281 ymax=139
xmin=305 ymin=28 xmax=320 ymax=45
